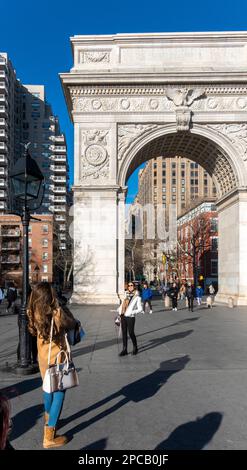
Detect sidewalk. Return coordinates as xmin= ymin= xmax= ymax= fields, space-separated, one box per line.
xmin=1 ymin=299 xmax=247 ymax=450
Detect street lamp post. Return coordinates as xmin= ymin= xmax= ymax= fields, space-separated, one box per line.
xmin=10 ymin=144 xmax=44 ymax=374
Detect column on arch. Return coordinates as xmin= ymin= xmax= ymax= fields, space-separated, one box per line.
xmin=216 ymin=190 xmax=247 ymax=306
xmin=71 ymin=187 xmax=120 ymax=304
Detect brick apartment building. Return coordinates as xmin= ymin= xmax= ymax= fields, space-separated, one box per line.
xmin=177 ymin=200 xmax=218 ymax=290
xmin=0 ymin=214 xmax=55 ymax=288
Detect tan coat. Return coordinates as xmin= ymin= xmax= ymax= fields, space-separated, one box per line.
xmin=36 ymin=307 xmax=77 ymax=380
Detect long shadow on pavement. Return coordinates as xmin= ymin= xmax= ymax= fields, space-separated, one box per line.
xmin=72 ymin=318 xmax=198 ymax=359
xmin=11 ymin=403 xmax=44 ymax=441
xmin=62 ymin=355 xmax=190 ymax=439
xmin=0 ymin=376 xmax=42 ymax=399
xmin=155 ymin=412 xmax=223 ymax=450
xmin=80 ymin=438 xmax=108 ymax=450
xmin=138 ymin=330 xmax=193 ymax=353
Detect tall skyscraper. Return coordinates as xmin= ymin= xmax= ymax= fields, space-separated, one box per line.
xmin=138 ymin=156 xmax=217 ymax=216
xmin=0 ymin=53 xmax=20 ymax=212
xmin=0 ymin=55 xmax=69 ymax=251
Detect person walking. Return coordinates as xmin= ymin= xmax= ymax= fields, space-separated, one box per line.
xmin=195 ymin=285 xmax=204 ymax=306
xmin=27 ymin=282 xmax=77 ymax=449
xmin=208 ymin=283 xmax=215 ymax=308
xmin=118 ymin=282 xmax=143 ymax=357
xmin=141 ymin=282 xmax=153 ymax=314
xmin=169 ymin=282 xmax=179 ymax=311
xmin=0 ymin=287 xmax=4 ymax=305
xmin=185 ymin=282 xmax=194 ymax=312
xmin=179 ymin=283 xmax=186 ymax=301
xmin=6 ymin=284 xmax=17 ymax=313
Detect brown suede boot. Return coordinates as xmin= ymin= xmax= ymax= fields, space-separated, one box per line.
xmin=43 ymin=425 xmax=68 ymax=449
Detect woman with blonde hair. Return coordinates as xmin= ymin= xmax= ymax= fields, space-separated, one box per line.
xmin=27 ymin=282 xmax=77 ymax=449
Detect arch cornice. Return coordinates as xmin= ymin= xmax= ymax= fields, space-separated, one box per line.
xmin=118 ymin=123 xmax=247 ymax=196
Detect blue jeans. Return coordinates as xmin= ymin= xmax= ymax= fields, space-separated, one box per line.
xmin=43 ymin=391 xmax=66 ymax=427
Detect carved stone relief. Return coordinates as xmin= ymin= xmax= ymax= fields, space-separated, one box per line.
xmin=118 ymin=124 xmax=161 ymax=160
xmin=80 ymin=50 xmax=110 ymax=63
xmin=81 ymin=129 xmax=110 ymax=181
xmin=208 ymin=124 xmax=247 ymax=161
xmin=166 ymin=88 xmax=206 ymax=131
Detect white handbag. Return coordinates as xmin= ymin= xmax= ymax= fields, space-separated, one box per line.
xmin=43 ymin=318 xmax=79 ymax=393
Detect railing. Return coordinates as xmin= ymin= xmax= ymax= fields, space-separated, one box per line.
xmin=1 ymin=230 xmax=20 ymax=237
xmin=2 ymin=243 xmax=20 ymax=250
xmin=1 ymin=257 xmax=20 ymax=264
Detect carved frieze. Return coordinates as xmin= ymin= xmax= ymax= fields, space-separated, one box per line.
xmin=81 ymin=130 xmax=110 ymax=181
xmin=70 ymin=85 xmax=247 ymax=114
xmin=72 ymin=96 xmax=174 ymax=113
xmin=208 ymin=124 xmax=247 ymax=161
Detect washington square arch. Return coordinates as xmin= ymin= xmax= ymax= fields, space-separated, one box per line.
xmin=60 ymin=31 xmax=247 ymax=306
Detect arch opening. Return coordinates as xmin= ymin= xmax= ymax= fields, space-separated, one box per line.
xmin=123 ymin=131 xmax=239 ymax=199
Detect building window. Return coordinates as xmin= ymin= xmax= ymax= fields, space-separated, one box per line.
xmin=42 ymin=225 xmax=49 ymax=233
xmin=211 ymin=259 xmax=218 ymax=275
xmin=162 ymin=171 xmax=166 ymax=176
xmin=181 ymin=179 xmax=185 ymax=185
xmin=181 ymin=170 xmax=185 ymax=177
xmin=181 ymin=187 xmax=185 ymax=193
xmin=28 ymin=226 xmax=32 ymax=233
xmin=211 ymin=237 xmax=218 ymax=251
xmin=172 ymin=163 xmax=176 ymax=169
xmin=154 ymin=171 xmax=157 ymax=177
xmin=28 ymin=237 xmax=32 ymax=246
xmin=172 ymin=195 xmax=176 ymax=201
xmin=172 ymin=179 xmax=176 ymax=185
xmin=43 ymin=264 xmax=48 ymax=273
xmin=153 ymin=163 xmax=157 ymax=168
xmin=181 ymin=195 xmax=185 ymax=200
xmin=172 ymin=187 xmax=176 ymax=193
xmin=162 ymin=178 xmax=166 ymax=184
xmin=211 ymin=218 xmax=218 ymax=232
xmin=42 ymin=238 xmax=48 ymax=247
xmin=42 ymin=276 xmax=48 ymax=282
xmin=42 ymin=252 xmax=48 ymax=260
xmin=172 ymin=171 xmax=176 ymax=177
xmin=162 ymin=195 xmax=166 ymax=200
xmin=162 ymin=162 xmax=166 ymax=168
xmin=190 ymin=179 xmax=194 ymax=185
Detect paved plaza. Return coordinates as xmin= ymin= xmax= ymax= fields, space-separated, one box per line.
xmin=1 ymin=298 xmax=247 ymax=450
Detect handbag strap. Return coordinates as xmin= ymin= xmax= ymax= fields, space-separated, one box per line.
xmin=47 ymin=317 xmax=54 ymax=366
xmin=64 ymin=333 xmax=72 ymax=361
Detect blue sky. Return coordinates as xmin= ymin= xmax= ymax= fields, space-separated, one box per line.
xmin=1 ymin=0 xmax=247 ymax=203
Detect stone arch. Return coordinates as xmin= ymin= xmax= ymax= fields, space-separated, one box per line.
xmin=118 ymin=124 xmax=245 ymax=200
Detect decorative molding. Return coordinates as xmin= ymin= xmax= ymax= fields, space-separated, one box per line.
xmin=208 ymin=124 xmax=247 ymax=161
xmin=69 ymin=85 xmax=247 ymax=97
xmin=81 ymin=130 xmax=110 ymax=181
xmin=80 ymin=50 xmax=110 ymax=63
xmin=118 ymin=124 xmax=161 ymax=160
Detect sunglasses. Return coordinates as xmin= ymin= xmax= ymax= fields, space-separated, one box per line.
xmin=128 ymin=284 xmax=134 ymax=287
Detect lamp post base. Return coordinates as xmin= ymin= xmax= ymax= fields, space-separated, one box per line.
xmin=0 ymin=362 xmax=39 ymax=376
